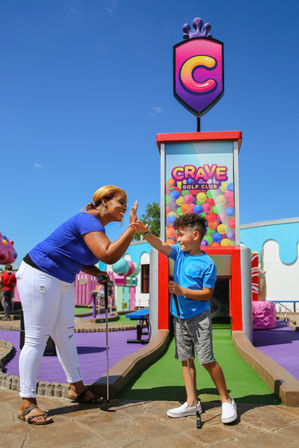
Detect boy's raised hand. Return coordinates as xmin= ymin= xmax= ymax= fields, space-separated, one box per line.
xmin=134 ymin=220 xmax=149 ymax=235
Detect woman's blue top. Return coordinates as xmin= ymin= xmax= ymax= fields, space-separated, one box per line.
xmin=29 ymin=212 xmax=105 ymax=283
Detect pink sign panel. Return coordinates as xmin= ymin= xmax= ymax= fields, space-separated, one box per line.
xmin=174 ymin=37 xmax=224 ymax=117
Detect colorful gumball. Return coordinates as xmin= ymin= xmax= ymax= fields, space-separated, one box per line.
xmin=228 ymin=218 xmax=235 ymax=228
xmin=165 ymin=195 xmax=171 ymax=205
xmin=207 ymin=190 xmax=213 ymax=199
xmin=165 ymin=186 xmax=170 ymax=194
xmin=212 ymin=205 xmax=219 ymax=214
xmin=176 ymin=196 xmax=185 ymax=206
xmin=188 ymin=178 xmax=195 ymax=185
xmin=167 ymin=215 xmax=177 ymax=225
xmin=221 ymin=239 xmax=231 ymax=246
xmin=168 ymin=200 xmax=178 ymax=211
xmin=211 ymin=242 xmax=221 ymax=247
xmin=206 ymin=227 xmax=215 ymax=236
xmin=227 ymin=230 xmax=235 ymax=240
xmin=168 ymin=178 xmax=175 ymax=187
xmin=228 ymin=200 xmax=234 ymax=208
xmin=224 ymin=190 xmax=234 ymax=202
xmin=213 ymin=232 xmax=222 ymax=243
xmin=166 ymin=239 xmax=175 ymax=245
xmin=201 ymin=239 xmax=208 ymax=246
xmin=206 ymin=212 xmax=216 ymax=222
xmin=217 ymin=224 xmax=226 ymax=234
xmin=181 ymin=203 xmax=191 ymax=213
xmin=170 ymin=189 xmax=181 ymax=200
xmin=193 ymin=204 xmax=203 ymax=214
xmin=220 ymin=182 xmax=228 ymax=192
xmin=202 ymin=203 xmax=211 ymax=213
xmin=203 ymin=235 xmax=213 ymax=245
xmin=208 ymin=221 xmax=218 ymax=230
xmin=197 ymin=192 xmax=207 ymax=203
xmin=215 ymin=194 xmax=225 ymax=205
xmin=177 ymin=207 xmax=183 ymax=215
xmin=184 ymin=194 xmax=194 ymax=204
xmin=189 ymin=203 xmax=195 ymax=212
xmin=206 ymin=197 xmax=215 ymax=206
xmin=225 ymin=207 xmax=234 ymax=217
xmin=165 ymin=205 xmax=170 ymax=215
xmin=228 ymin=183 xmax=234 ymax=192
xmin=166 ymin=227 xmax=176 ymax=238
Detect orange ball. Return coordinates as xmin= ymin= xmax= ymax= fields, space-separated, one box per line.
xmin=181 ymin=203 xmax=191 ymax=213
xmin=208 ymin=221 xmax=218 ymax=230
xmin=168 ymin=178 xmax=175 ymax=187
xmin=166 ymin=227 xmax=176 ymax=238
xmin=165 ymin=239 xmax=175 ymax=245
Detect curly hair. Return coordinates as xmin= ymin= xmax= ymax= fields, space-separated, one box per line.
xmin=173 ymin=213 xmax=207 ymax=238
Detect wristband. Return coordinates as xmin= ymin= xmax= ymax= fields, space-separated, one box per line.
xmin=143 ymin=231 xmax=150 ymax=235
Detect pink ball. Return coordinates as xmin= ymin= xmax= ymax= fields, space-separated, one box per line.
xmin=202 ymin=203 xmax=211 ymax=213
xmin=184 ymin=194 xmax=195 ymax=204
xmin=224 ymin=191 xmax=234 ymax=202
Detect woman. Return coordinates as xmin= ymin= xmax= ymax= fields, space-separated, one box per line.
xmin=17 ymin=185 xmax=139 ymax=425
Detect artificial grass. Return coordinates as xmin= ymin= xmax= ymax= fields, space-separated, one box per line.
xmin=75 ymin=307 xmax=91 ymax=314
xmin=120 ymin=327 xmax=280 ymax=406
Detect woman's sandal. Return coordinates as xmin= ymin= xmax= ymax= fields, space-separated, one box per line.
xmin=70 ymin=386 xmax=104 ymax=404
xmin=18 ymin=406 xmax=54 ymax=425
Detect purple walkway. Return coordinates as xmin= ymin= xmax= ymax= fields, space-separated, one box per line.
xmin=0 ymin=329 xmax=145 ymax=385
xmin=253 ymin=321 xmax=299 ymax=381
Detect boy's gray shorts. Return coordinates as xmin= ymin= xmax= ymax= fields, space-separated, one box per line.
xmin=173 ymin=310 xmax=215 ymax=364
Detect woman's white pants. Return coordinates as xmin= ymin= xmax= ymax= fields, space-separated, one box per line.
xmin=17 ymin=261 xmax=82 ymax=398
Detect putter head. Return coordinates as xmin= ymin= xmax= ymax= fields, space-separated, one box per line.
xmin=196 ymin=411 xmax=202 ymax=429
xmin=100 ymin=399 xmax=115 ymax=412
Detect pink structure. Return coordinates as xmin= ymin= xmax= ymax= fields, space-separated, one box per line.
xmin=252 ymin=301 xmax=277 ymax=330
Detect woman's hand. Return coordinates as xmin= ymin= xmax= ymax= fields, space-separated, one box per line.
xmin=168 ymin=280 xmax=183 ymax=296
xmin=129 ymin=200 xmax=138 ymax=225
xmin=97 ymin=272 xmax=110 ymax=284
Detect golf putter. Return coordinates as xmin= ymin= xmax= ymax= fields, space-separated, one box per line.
xmin=98 ymin=275 xmax=113 ymax=412
xmin=171 ymin=278 xmax=202 ymax=429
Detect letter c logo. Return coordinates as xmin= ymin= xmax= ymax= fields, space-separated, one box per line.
xmin=179 ymin=55 xmax=217 ymax=94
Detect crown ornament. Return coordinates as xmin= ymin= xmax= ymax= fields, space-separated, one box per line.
xmin=182 ymin=17 xmax=212 ymax=40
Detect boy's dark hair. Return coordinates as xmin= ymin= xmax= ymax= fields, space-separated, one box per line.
xmin=5 ymin=264 xmax=12 ymax=271
xmin=173 ymin=213 xmax=207 ymax=238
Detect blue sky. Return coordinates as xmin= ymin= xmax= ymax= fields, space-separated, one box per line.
xmin=1 ymin=0 xmax=298 ymax=265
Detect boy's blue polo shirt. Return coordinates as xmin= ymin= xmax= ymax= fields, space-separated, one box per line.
xmin=29 ymin=212 xmax=105 ymax=283
xmin=169 ymin=244 xmax=217 ymax=319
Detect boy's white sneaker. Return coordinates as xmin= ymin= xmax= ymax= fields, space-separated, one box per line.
xmin=221 ymin=397 xmax=237 ymax=424
xmin=167 ymin=401 xmax=202 ymax=418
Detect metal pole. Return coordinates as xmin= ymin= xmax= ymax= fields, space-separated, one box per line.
xmin=197 ymin=117 xmax=201 ymax=132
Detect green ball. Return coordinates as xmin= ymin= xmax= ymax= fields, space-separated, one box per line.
xmin=207 ymin=228 xmax=215 ymax=236
xmin=207 ymin=190 xmax=213 ymax=199
xmin=176 ymin=207 xmax=183 ymax=215
xmin=203 ymin=235 xmax=213 ymax=245
xmin=165 ymin=195 xmax=171 ymax=205
xmin=182 ymin=190 xmax=189 ymax=196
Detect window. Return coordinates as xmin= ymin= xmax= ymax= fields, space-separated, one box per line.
xmin=141 ymin=264 xmax=150 ymax=293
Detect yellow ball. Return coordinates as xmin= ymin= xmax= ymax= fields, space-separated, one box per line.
xmin=176 ymin=196 xmax=185 ymax=206
xmin=217 ymin=224 xmax=226 ymax=235
xmin=221 ymin=239 xmax=231 ymax=246
xmin=215 ymin=194 xmax=225 ymax=204
xmin=167 ymin=211 xmax=177 ymax=217
xmin=2 ymin=239 xmax=7 ymax=245
xmin=196 ymin=192 xmax=206 ymax=203
xmin=220 ymin=182 xmax=228 ymax=192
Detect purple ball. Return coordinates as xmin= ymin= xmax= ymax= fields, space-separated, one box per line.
xmin=170 ymin=190 xmax=180 ymax=200
xmin=227 ymin=231 xmax=235 ymax=240
xmin=168 ymin=200 xmax=178 ymax=211
xmin=225 ymin=207 xmax=234 ymax=217
xmin=201 ymin=239 xmax=208 ymax=246
xmin=213 ymin=232 xmax=222 ymax=243
xmin=193 ymin=205 xmax=203 ymax=214
xmin=187 ymin=178 xmax=195 ymax=185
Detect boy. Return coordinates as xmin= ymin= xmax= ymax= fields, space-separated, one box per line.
xmin=138 ymin=213 xmax=237 ymax=424
xmin=0 ymin=264 xmax=16 ymax=320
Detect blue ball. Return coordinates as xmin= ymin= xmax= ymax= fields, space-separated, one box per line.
xmin=167 ymin=215 xmax=177 ymax=225
xmin=193 ymin=205 xmax=203 ymax=214
xmin=225 ymin=207 xmax=234 ymax=217
xmin=170 ymin=190 xmax=180 ymax=200
xmin=213 ymin=232 xmax=222 ymax=243
xmin=228 ymin=183 xmax=234 ymax=192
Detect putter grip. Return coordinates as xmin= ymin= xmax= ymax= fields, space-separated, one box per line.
xmin=170 ymin=275 xmax=180 ymax=317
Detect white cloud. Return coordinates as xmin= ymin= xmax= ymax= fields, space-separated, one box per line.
xmin=149 ymin=106 xmax=163 ymax=116
xmin=106 ymin=0 xmax=118 ymax=13
xmin=34 ymin=163 xmax=43 ymax=169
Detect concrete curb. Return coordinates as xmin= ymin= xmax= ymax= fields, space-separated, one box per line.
xmin=232 ymin=331 xmax=299 ymax=407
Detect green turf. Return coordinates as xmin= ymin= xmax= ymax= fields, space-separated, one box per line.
xmin=120 ymin=327 xmax=280 ymax=405
xmin=75 ymin=307 xmax=91 ymax=314
xmin=111 ymin=314 xmax=136 ymax=326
